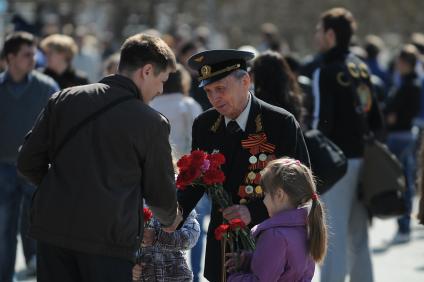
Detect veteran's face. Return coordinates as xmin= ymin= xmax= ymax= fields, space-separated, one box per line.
xmin=203 ymin=72 xmax=250 ymax=120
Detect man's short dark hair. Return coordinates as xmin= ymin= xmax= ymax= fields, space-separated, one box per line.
xmin=118 ymin=33 xmax=176 ymax=75
xmin=1 ymin=31 xmax=35 ymax=59
xmin=320 ymin=7 xmax=357 ymax=49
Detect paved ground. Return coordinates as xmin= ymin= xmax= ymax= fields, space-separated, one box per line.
xmin=15 ymin=202 xmax=424 ymax=282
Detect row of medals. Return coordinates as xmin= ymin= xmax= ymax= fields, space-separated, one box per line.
xmin=239 ymin=152 xmax=274 ymax=204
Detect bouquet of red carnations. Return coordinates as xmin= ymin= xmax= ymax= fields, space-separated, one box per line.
xmin=176 ymin=150 xmax=255 ymax=251
xmin=176 ymin=150 xmax=230 ymax=207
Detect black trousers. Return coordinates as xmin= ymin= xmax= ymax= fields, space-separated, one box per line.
xmin=37 ymin=241 xmax=133 ymax=282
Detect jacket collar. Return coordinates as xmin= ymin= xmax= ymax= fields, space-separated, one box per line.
xmin=323 ymin=46 xmax=350 ymax=64
xmin=99 ymin=74 xmax=141 ymax=100
xmin=0 ymin=70 xmax=33 ymax=85
xmin=245 ymin=94 xmax=262 ymax=133
xmin=251 ymin=207 xmax=308 ymax=238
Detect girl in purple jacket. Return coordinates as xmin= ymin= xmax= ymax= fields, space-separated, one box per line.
xmin=226 ymin=158 xmax=328 ymax=282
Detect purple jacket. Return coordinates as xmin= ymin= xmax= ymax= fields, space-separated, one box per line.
xmin=228 ymin=208 xmax=315 ymax=282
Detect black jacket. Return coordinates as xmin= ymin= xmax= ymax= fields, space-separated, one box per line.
xmin=17 ymin=74 xmax=177 ymax=261
xmin=42 ymin=67 xmax=89 ymax=89
xmin=178 ymin=95 xmax=310 ymax=282
xmin=385 ymin=72 xmax=421 ymax=132
xmin=316 ymin=47 xmax=384 ymax=158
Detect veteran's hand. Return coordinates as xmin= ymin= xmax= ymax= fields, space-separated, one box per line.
xmin=162 ymin=206 xmax=183 ymax=233
xmin=222 ymin=205 xmax=251 ymax=225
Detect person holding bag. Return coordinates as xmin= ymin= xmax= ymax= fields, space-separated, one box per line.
xmin=311 ymin=8 xmax=384 ymax=282
xmin=251 ymin=51 xmax=346 ymax=195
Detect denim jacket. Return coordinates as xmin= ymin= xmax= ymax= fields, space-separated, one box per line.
xmin=140 ymin=210 xmax=200 ymax=281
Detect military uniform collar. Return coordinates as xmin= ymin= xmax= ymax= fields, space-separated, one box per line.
xmin=210 ymin=94 xmax=262 ymax=134
xmin=224 ymin=92 xmax=252 ymax=131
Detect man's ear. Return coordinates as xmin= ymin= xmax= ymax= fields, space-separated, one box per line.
xmin=140 ymin=63 xmax=154 ymax=79
xmin=242 ymin=72 xmax=251 ymax=88
xmin=326 ymin=29 xmax=337 ymax=47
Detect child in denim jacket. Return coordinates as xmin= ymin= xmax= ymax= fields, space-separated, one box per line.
xmin=132 ymin=210 xmax=200 ymax=282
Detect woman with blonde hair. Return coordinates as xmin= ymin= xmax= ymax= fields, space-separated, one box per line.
xmin=40 ymin=34 xmax=89 ymax=89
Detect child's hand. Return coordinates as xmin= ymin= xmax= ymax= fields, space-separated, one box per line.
xmin=225 ymin=252 xmax=247 ymax=273
xmin=141 ymin=228 xmax=155 ymax=246
xmin=132 ymin=263 xmax=144 ymax=281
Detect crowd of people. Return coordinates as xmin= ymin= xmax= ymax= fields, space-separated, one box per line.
xmin=1 ymin=5 xmax=424 ymax=282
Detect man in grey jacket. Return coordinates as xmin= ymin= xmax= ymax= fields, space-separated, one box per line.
xmin=0 ymin=31 xmax=59 ymax=282
xmin=17 ymin=33 xmax=181 ymax=282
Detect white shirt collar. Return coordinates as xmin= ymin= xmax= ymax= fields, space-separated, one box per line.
xmin=224 ymin=93 xmax=252 ymax=131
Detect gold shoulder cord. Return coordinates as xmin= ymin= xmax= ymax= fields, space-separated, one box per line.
xmin=210 ymin=115 xmax=223 ymax=133
xmin=255 ymin=114 xmax=263 ymax=133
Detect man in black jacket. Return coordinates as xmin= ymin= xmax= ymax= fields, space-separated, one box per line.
xmin=17 ymin=33 xmax=181 ymax=282
xmin=312 ymin=8 xmax=384 ymax=282
xmin=385 ymin=44 xmax=421 ymax=244
xmin=178 ymin=49 xmax=310 ymax=282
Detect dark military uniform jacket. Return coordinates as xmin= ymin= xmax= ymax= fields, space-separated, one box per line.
xmin=178 ymin=95 xmax=310 ymax=282
xmin=314 ymin=46 xmax=384 ymax=158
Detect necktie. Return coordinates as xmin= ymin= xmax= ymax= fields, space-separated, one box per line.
xmin=226 ymin=120 xmax=241 ymax=134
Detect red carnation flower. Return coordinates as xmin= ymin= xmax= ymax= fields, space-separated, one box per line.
xmin=208 ymin=153 xmax=226 ymax=168
xmin=176 ymin=166 xmax=201 ymax=189
xmin=202 ymin=169 xmax=225 ymax=185
xmin=214 ymin=224 xmax=230 ymax=240
xmin=177 ymin=155 xmax=191 ymax=170
xmin=143 ymin=207 xmax=153 ymax=223
xmin=229 ymin=218 xmax=246 ymax=230
xmin=191 ymin=150 xmax=207 ymax=167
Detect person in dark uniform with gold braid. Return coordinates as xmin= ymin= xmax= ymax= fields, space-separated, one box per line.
xmin=177 ymin=49 xmax=310 ymax=282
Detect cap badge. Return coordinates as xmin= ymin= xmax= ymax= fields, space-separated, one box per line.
xmin=201 ymin=65 xmax=212 ymax=77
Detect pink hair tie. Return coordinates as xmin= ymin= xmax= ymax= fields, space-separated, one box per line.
xmin=282 ymin=159 xmax=301 ymax=166
xmin=311 ymin=193 xmax=319 ymax=201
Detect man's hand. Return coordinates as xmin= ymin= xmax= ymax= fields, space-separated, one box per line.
xmin=222 ymin=205 xmax=251 ymax=225
xmin=132 ymin=263 xmax=144 ymax=281
xmin=162 ymin=205 xmax=183 ymax=233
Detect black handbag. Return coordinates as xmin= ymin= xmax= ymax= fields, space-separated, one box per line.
xmin=304 ymin=129 xmax=347 ymax=194
xmin=360 ymin=138 xmax=406 ymax=218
